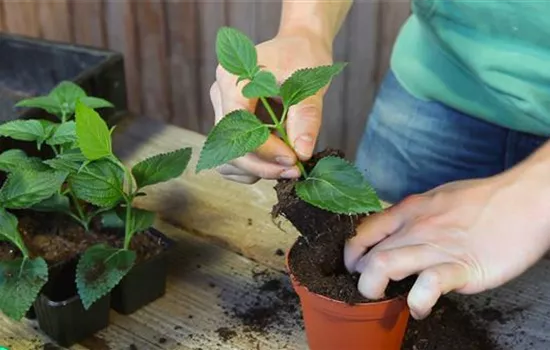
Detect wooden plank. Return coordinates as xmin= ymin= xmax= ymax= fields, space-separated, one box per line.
xmin=70 ymin=0 xmax=106 ymax=47
xmin=228 ymin=0 xmax=257 ymax=42
xmin=104 ymin=0 xmax=142 ymax=116
xmin=343 ymin=1 xmax=380 ymax=161
xmin=0 ymin=0 xmax=5 ymax=32
xmin=37 ymin=0 xmax=71 ymax=42
xmin=165 ymin=0 xmax=200 ymax=130
xmin=135 ymin=0 xmax=171 ymax=121
xmin=0 ymin=222 xmax=307 ymax=349
xmin=112 ymin=115 xmax=299 ymax=272
xmin=197 ymin=0 xmax=226 ymax=133
xmin=3 ymin=0 xmax=40 ymax=37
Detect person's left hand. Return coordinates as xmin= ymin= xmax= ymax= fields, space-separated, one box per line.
xmin=344 ymin=165 xmax=550 ymax=320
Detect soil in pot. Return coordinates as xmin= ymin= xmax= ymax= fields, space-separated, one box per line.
xmin=273 ymin=149 xmax=416 ymax=303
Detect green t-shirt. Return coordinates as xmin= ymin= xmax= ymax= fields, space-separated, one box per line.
xmin=391 ymin=1 xmax=550 ymax=136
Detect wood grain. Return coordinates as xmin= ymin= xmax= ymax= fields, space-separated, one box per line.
xmin=136 ymin=0 xmax=171 ymax=121
xmin=0 ymin=0 xmax=5 ymax=32
xmin=3 ymin=0 xmax=40 ymax=37
xmin=166 ymin=0 xmax=200 ymax=130
xmin=104 ymin=0 xmax=142 ymax=115
xmin=37 ymin=0 xmax=71 ymax=42
xmin=70 ymin=0 xmax=105 ymax=47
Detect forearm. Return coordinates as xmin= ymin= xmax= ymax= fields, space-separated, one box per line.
xmin=278 ymin=0 xmax=353 ymax=49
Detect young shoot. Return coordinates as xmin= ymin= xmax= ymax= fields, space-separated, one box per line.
xmin=196 ymin=27 xmax=382 ymax=215
xmin=66 ymin=102 xmax=192 ymax=309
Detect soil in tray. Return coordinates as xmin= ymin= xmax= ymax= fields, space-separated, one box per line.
xmin=0 ymin=210 xmax=164 ymax=265
xmin=273 ymin=149 xmax=415 ymax=303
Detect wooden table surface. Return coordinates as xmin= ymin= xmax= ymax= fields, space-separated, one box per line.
xmin=1 ymin=115 xmax=550 ymax=349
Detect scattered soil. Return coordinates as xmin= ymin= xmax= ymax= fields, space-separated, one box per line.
xmin=403 ymin=296 xmax=501 ymax=350
xmin=275 ymin=248 xmax=284 ymax=256
xmin=0 ymin=210 xmax=164 ymax=265
xmin=216 ymin=327 xmax=237 ymax=341
xmin=272 ymin=149 xmax=415 ymax=303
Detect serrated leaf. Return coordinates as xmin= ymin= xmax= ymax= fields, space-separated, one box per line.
xmin=280 ymin=63 xmax=346 ymax=107
xmin=216 ymin=26 xmax=257 ymax=77
xmin=0 ymin=150 xmax=48 ymax=173
xmin=46 ymin=121 xmax=76 ymax=146
xmin=30 ymin=193 xmax=70 ymax=213
xmin=15 ymin=95 xmax=60 ymax=115
xmin=0 ymin=258 xmax=48 ymax=320
xmin=131 ymin=148 xmax=191 ymax=189
xmin=0 ymin=208 xmax=27 ymax=256
xmin=101 ymin=209 xmax=125 ymax=229
xmin=196 ymin=110 xmax=269 ymax=172
xmin=0 ymin=169 xmax=69 ymax=209
xmin=242 ymin=71 xmax=279 ymax=98
xmin=127 ymin=207 xmax=155 ymax=236
xmin=69 ymin=159 xmax=124 ymax=208
xmin=75 ymin=101 xmax=112 ymax=160
xmin=44 ymin=148 xmax=87 ymax=172
xmin=295 ymin=156 xmax=382 ymax=214
xmin=0 ymin=119 xmax=49 ymax=145
xmin=76 ymin=244 xmax=135 ymax=309
xmin=79 ymin=96 xmax=114 ymax=110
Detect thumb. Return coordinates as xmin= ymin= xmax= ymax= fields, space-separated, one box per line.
xmin=286 ymin=94 xmax=323 ymax=161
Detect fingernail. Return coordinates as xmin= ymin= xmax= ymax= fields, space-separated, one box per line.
xmin=280 ymin=168 xmax=300 ymax=179
xmin=295 ymin=135 xmax=314 ymax=157
xmin=276 ymin=156 xmax=295 ymax=166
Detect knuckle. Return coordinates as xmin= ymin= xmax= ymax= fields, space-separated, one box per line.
xmin=369 ymin=251 xmax=390 ymax=272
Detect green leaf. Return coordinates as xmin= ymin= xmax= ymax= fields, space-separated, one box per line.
xmin=0 ymin=208 xmax=27 ymax=256
xmin=44 ymin=148 xmax=87 ymax=172
xmin=30 ymin=193 xmax=71 ymax=213
xmin=280 ymin=63 xmax=346 ymax=107
xmin=75 ymin=101 xmax=113 ymax=160
xmin=0 ymin=258 xmax=48 ymax=320
xmin=196 ymin=110 xmax=269 ymax=172
xmin=79 ymin=96 xmax=114 ymax=110
xmin=15 ymin=96 xmax=60 ymax=115
xmin=101 ymin=209 xmax=125 ymax=229
xmin=46 ymin=121 xmax=76 ymax=146
xmin=242 ymin=71 xmax=279 ymax=98
xmin=295 ymin=156 xmax=382 ymax=214
xmin=0 ymin=120 xmax=50 ymax=148
xmin=131 ymin=148 xmax=192 ymax=189
xmin=127 ymin=207 xmax=155 ymax=236
xmin=216 ymin=26 xmax=257 ymax=77
xmin=76 ymin=244 xmax=136 ymax=309
xmin=69 ymin=159 xmax=124 ymax=208
xmin=0 ymin=169 xmax=68 ymax=209
xmin=0 ymin=150 xmax=48 ymax=173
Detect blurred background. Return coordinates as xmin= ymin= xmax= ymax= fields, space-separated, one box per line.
xmin=0 ymin=0 xmax=409 ymax=159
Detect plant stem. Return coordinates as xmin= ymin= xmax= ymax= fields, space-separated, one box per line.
xmin=259 ymin=97 xmax=308 ymax=178
xmin=68 ymin=189 xmax=89 ymax=231
xmin=123 ymin=198 xmax=132 ymax=250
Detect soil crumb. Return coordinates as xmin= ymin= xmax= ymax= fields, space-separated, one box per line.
xmin=216 ymin=327 xmax=237 ymax=342
xmin=275 ymin=248 xmax=284 ymax=256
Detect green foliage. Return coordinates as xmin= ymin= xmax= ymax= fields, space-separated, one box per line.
xmin=197 ymin=26 xmax=382 ymax=215
xmin=196 ymin=110 xmax=270 ymax=172
xmin=0 ymin=209 xmax=28 ymax=257
xmin=46 ymin=121 xmax=77 ymax=147
xmin=15 ymin=81 xmax=113 ymax=119
xmin=76 ymin=244 xmax=136 ymax=309
xmin=69 ymin=159 xmax=125 ymax=208
xmin=279 ymin=64 xmax=347 ymax=107
xmin=0 ymin=169 xmax=68 ymax=209
xmin=242 ymin=71 xmax=279 ymax=98
xmin=75 ymin=102 xmax=113 ymax=161
xmin=0 ymin=119 xmax=55 ymax=149
xmin=131 ymin=148 xmax=192 ymax=189
xmin=216 ymin=26 xmax=257 ymax=77
xmin=295 ymin=157 xmax=382 ymax=214
xmin=0 ymin=150 xmax=48 ymax=173
xmin=0 ymin=258 xmax=48 ymax=320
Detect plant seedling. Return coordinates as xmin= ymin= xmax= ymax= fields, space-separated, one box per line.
xmin=56 ymin=102 xmax=192 ymax=309
xmin=196 ymin=27 xmax=382 ymax=215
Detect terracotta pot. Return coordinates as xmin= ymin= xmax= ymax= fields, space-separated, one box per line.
xmin=286 ymin=243 xmax=410 ymax=350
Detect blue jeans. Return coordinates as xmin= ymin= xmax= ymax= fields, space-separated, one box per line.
xmin=355 ymin=71 xmax=549 ymax=204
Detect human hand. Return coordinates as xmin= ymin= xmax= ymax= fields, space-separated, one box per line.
xmin=344 ymin=166 xmax=550 ymax=320
xmin=210 ymin=29 xmax=333 ymax=184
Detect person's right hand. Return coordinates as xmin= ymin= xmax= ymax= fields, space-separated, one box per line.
xmin=210 ymin=29 xmax=334 ymax=184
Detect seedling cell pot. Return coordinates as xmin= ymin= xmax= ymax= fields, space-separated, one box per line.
xmin=33 ymin=256 xmax=110 ymax=347
xmin=111 ymin=228 xmax=175 ymax=315
xmin=34 ymin=293 xmax=111 ymax=347
xmin=286 ymin=242 xmax=410 ymax=350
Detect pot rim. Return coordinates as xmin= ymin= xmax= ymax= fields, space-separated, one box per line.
xmin=285 ymin=239 xmax=407 ymax=307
